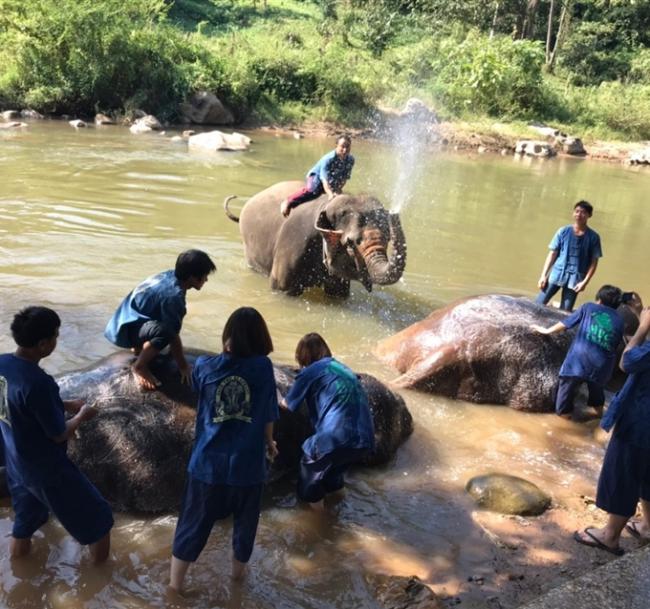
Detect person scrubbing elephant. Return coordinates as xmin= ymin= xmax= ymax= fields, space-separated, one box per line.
xmin=280 ymin=135 xmax=354 ymax=217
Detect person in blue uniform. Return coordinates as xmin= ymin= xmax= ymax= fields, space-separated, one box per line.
xmin=573 ymin=305 xmax=650 ymax=555
xmin=281 ymin=333 xmax=374 ymax=510
xmin=0 ymin=306 xmax=113 ymax=562
xmin=104 ymin=249 xmax=216 ymax=390
xmin=280 ymin=135 xmax=354 ymax=217
xmin=535 ymin=200 xmax=602 ymax=312
xmin=169 ymin=307 xmax=279 ymax=591
xmin=531 ymin=284 xmax=625 ymax=418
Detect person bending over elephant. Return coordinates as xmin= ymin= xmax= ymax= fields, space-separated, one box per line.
xmin=281 ymin=333 xmax=374 ymax=511
xmin=170 ymin=307 xmax=279 ymax=591
xmin=104 ymin=249 xmax=216 ymax=390
xmin=280 ymin=135 xmax=354 ymax=217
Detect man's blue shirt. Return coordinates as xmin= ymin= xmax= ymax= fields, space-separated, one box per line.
xmin=188 ymin=353 xmax=279 ymax=486
xmin=601 ymin=340 xmax=650 ymax=449
xmin=104 ymin=270 xmax=186 ymax=348
xmin=307 ymin=151 xmax=355 ymax=192
xmin=547 ymin=225 xmax=602 ymax=289
xmin=560 ymin=302 xmax=624 ymax=385
xmin=0 ymin=354 xmax=68 ymax=486
xmin=285 ymin=357 xmax=375 ymax=460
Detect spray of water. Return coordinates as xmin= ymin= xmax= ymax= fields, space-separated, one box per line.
xmin=389 ymin=100 xmax=435 ymax=214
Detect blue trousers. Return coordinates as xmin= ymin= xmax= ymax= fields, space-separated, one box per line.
xmin=535 ymin=283 xmax=577 ymax=312
xmin=555 ymin=376 xmax=605 ymax=415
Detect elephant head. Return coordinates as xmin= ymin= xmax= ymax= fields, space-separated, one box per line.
xmin=315 ymin=194 xmax=407 ymax=291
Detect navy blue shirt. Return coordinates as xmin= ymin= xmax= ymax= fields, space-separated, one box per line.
xmin=188 ymin=353 xmax=279 ymax=486
xmin=548 ymin=225 xmax=602 ymax=289
xmin=0 ymin=354 xmax=68 ymax=486
xmin=104 ymin=270 xmax=186 ymax=348
xmin=285 ymin=357 xmax=375 ymax=460
xmin=308 ymin=150 xmax=355 ymax=192
xmin=601 ymin=340 xmax=650 ymax=449
xmin=560 ymin=302 xmax=624 ymax=385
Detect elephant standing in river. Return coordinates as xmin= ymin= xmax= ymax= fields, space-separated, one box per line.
xmin=32 ymin=350 xmax=412 ymax=513
xmin=225 ymin=181 xmax=406 ymax=297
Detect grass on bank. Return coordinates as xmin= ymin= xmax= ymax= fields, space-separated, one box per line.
xmin=1 ymin=0 xmax=649 ymax=142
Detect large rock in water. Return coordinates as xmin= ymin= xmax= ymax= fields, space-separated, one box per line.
xmin=466 ymin=473 xmax=551 ymax=516
xmin=179 ymin=91 xmax=234 ymax=125
xmin=188 ymin=130 xmax=251 ymax=151
xmin=54 ymin=350 xmax=413 ymax=513
xmin=375 ymin=295 xmax=573 ymax=411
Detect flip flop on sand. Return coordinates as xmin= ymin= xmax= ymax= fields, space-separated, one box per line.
xmin=625 ymin=521 xmax=649 ymax=541
xmin=573 ymin=528 xmax=625 ymax=556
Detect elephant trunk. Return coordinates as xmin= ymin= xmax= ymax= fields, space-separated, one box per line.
xmin=359 ymin=213 xmax=407 ymax=286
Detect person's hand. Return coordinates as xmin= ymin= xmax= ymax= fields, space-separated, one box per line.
xmin=537 ymin=277 xmax=548 ymax=290
xmin=573 ymin=280 xmax=587 ymax=293
xmin=266 ymin=440 xmax=279 ymax=462
xmin=178 ymin=361 xmax=192 ymax=385
xmin=64 ymin=399 xmax=84 ymax=414
xmin=78 ymin=404 xmax=98 ymax=423
xmin=530 ymin=324 xmax=548 ymax=334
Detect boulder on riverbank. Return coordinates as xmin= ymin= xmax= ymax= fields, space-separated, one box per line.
xmin=179 ymin=91 xmax=235 ymax=125
xmin=375 ymin=98 xmax=439 ymax=141
xmin=95 ymin=113 xmax=115 ymax=125
xmin=129 ymin=114 xmax=163 ymax=134
xmin=466 ymin=473 xmax=551 ymax=516
xmin=1 ymin=110 xmax=20 ymax=120
xmin=20 ymin=109 xmax=43 ymax=119
xmin=515 ymin=140 xmax=556 ymax=157
xmin=188 ymin=130 xmax=251 ymax=151
xmin=628 ymin=147 xmax=650 ymax=165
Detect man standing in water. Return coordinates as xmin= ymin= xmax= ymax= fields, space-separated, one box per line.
xmin=535 ymin=200 xmax=602 ymax=312
xmin=280 ymin=135 xmax=354 ymax=217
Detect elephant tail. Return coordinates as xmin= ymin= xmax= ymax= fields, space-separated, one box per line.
xmin=224 ymin=195 xmax=240 ymax=223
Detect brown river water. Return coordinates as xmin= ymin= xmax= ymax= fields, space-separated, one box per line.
xmin=0 ymin=122 xmax=649 ymax=608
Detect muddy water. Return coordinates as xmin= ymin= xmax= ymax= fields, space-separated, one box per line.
xmin=0 ymin=122 xmax=649 ymax=608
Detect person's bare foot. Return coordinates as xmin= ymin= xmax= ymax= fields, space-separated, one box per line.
xmin=280 ymin=199 xmax=291 ymax=217
xmin=132 ymin=364 xmax=161 ymax=390
xmin=231 ymin=558 xmax=246 ymax=581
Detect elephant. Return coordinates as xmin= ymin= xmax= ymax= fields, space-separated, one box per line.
xmin=375 ymin=295 xmax=576 ymax=412
xmin=0 ymin=350 xmax=412 ymax=513
xmin=224 ymin=181 xmax=406 ymax=297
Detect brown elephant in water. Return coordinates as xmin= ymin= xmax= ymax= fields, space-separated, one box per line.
xmin=224 ymin=181 xmax=406 ymax=297
xmin=375 ymin=295 xmax=575 ymax=412
xmin=0 ymin=350 xmax=412 ymax=513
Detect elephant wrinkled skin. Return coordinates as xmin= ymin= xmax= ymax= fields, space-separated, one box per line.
xmin=225 ymin=181 xmax=406 ymax=297
xmin=20 ymin=350 xmax=412 ymax=513
xmin=375 ymin=295 xmax=575 ymax=412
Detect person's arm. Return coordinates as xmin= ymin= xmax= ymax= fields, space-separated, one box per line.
xmin=170 ymin=334 xmax=191 ymax=385
xmin=538 ymin=250 xmax=558 ymax=290
xmin=530 ymin=321 xmax=566 ymax=335
xmin=63 ymin=399 xmax=84 ymax=414
xmin=265 ymin=421 xmax=278 ymax=461
xmin=620 ymin=308 xmax=650 ymax=373
xmin=51 ymin=404 xmax=97 ymax=443
xmin=573 ymin=258 xmax=598 ymax=293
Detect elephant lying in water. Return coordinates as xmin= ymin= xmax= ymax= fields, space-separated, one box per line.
xmin=224 ymin=181 xmax=406 ymax=297
xmin=375 ymin=295 xmax=574 ymax=412
xmin=19 ymin=350 xmax=411 ymax=513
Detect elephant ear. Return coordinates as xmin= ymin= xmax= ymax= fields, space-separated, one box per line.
xmin=315 ymin=210 xmax=343 ymax=248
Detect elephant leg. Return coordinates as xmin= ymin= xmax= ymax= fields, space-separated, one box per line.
xmin=323 ymin=275 xmax=350 ymax=298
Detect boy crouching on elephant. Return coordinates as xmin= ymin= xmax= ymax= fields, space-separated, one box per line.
xmin=531 ymin=284 xmax=625 ymax=418
xmin=0 ymin=307 xmax=113 ymax=563
xmin=104 ymin=249 xmax=216 ymax=390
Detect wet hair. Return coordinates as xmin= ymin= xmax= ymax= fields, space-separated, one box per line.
xmin=222 ymin=307 xmax=273 ymax=357
xmin=621 ymin=291 xmax=641 ymax=306
xmin=11 ymin=306 xmax=60 ymax=348
xmin=295 ymin=333 xmax=332 ymax=368
xmin=596 ymin=285 xmax=623 ymax=309
xmin=175 ymin=249 xmax=216 ymax=281
xmin=336 ymin=134 xmax=352 ymax=147
xmin=574 ymin=200 xmax=593 ymax=216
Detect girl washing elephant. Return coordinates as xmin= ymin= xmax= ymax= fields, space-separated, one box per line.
xmin=169 ymin=307 xmax=279 ymax=591
xmin=281 ymin=333 xmax=375 ymax=510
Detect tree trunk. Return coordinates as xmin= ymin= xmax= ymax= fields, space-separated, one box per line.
xmin=548 ymin=0 xmax=572 ymax=71
xmin=520 ymin=0 xmax=541 ymax=39
xmin=545 ymin=0 xmax=556 ymax=64
xmin=490 ymin=1 xmax=500 ymax=39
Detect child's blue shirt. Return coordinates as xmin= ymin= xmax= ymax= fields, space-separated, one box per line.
xmin=0 ymin=354 xmax=68 ymax=486
xmin=560 ymin=302 xmax=624 ymax=385
xmin=104 ymin=270 xmax=186 ymax=348
xmin=188 ymin=353 xmax=279 ymax=486
xmin=285 ymin=357 xmax=374 ymax=460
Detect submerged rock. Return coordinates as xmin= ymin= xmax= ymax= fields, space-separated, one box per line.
xmin=368 ymin=574 xmax=443 ymax=609
xmin=466 ymin=473 xmax=551 ymax=516
xmin=69 ymin=119 xmax=87 ymax=129
xmin=515 ymin=140 xmax=556 ymax=158
xmin=129 ymin=115 xmax=163 ymax=134
xmin=188 ymin=130 xmax=251 ymax=151
xmin=95 ymin=113 xmax=115 ymax=125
